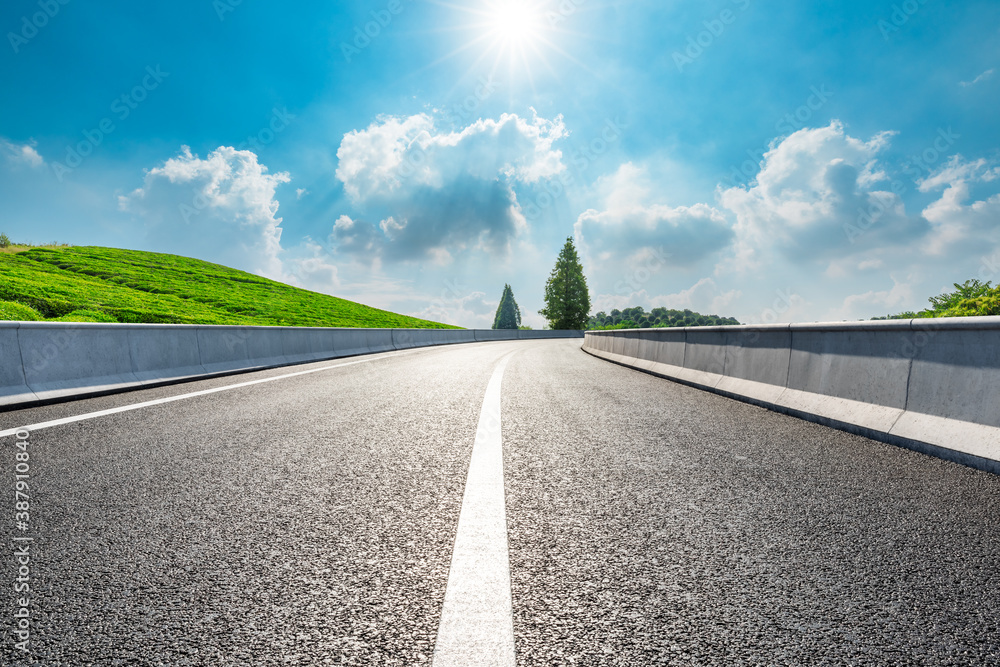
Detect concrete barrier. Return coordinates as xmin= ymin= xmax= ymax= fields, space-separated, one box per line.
xmin=583 ymin=319 xmax=1000 ymax=474
xmin=197 ymin=326 xmax=252 ymax=374
xmin=475 ymin=330 xmax=519 ymax=341
xmin=246 ymin=327 xmax=290 ymax=368
xmin=0 ymin=324 xmax=34 ymax=407
xmin=280 ymin=327 xmax=330 ymax=364
xmin=129 ymin=325 xmax=206 ymax=384
xmin=329 ymin=328 xmax=372 ymax=358
xmin=364 ymin=329 xmax=397 ymax=354
xmin=19 ymin=323 xmax=141 ymax=402
xmin=0 ymin=323 xmax=583 ymax=410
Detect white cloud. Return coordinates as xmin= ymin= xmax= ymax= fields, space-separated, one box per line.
xmin=281 ymin=239 xmax=340 ymax=291
xmin=918 ymin=155 xmax=1000 ymax=255
xmin=332 ymin=111 xmax=566 ymax=261
xmin=413 ymin=290 xmax=497 ymax=329
xmin=1 ymin=139 xmax=44 ymax=168
xmin=119 ymin=146 xmax=291 ymax=278
xmin=826 ymin=278 xmax=915 ymax=321
xmin=960 ymin=69 xmax=994 ymax=87
xmin=296 ymin=188 xmax=309 ymax=199
xmin=575 ymin=163 xmax=733 ymax=269
xmin=717 ymin=121 xmax=924 ymax=271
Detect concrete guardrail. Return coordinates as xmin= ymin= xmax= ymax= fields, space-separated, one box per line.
xmin=583 ymin=318 xmax=1000 ymax=474
xmin=0 ymin=322 xmax=583 ymax=410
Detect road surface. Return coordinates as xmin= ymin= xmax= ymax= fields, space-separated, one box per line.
xmin=2 ymin=339 xmax=998 ymax=665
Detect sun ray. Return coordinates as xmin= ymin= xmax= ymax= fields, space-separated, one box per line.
xmin=411 ymin=0 xmax=598 ymax=112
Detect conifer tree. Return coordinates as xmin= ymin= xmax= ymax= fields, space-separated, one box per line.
xmin=539 ymin=237 xmax=591 ymax=330
xmin=492 ymin=284 xmax=522 ymax=329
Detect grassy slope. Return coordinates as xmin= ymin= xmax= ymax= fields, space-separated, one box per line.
xmin=0 ymin=246 xmax=459 ymax=329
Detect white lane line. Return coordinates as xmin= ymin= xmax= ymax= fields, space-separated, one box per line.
xmin=0 ymin=349 xmax=425 ymax=439
xmin=433 ymin=351 xmax=517 ymax=667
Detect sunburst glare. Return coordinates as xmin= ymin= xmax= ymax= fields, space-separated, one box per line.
xmin=487 ymin=1 xmax=545 ymax=49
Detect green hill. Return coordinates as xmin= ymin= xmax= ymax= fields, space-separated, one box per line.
xmin=0 ymin=245 xmax=459 ymax=329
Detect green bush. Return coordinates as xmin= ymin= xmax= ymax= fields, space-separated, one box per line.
xmin=874 ymin=280 xmax=1000 ymax=319
xmin=0 ymin=300 xmax=42 ymax=321
xmin=48 ymin=309 xmax=119 ymax=323
xmin=0 ymin=233 xmax=10 ymax=248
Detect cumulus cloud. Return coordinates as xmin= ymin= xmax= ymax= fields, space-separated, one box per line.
xmin=332 ymin=111 xmax=566 ymax=261
xmin=827 ymin=278 xmax=916 ymax=321
xmin=120 ymin=146 xmax=290 ymax=278
xmin=575 ymin=163 xmax=733 ymax=269
xmin=717 ymin=121 xmax=928 ymax=270
xmin=281 ymin=238 xmax=340 ymax=291
xmin=918 ymin=156 xmax=1000 ymax=255
xmin=1 ymin=139 xmax=44 ymax=168
xmin=413 ymin=289 xmax=498 ymax=329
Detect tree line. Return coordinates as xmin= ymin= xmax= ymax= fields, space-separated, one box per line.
xmin=493 ymin=238 xmax=740 ymax=331
xmin=588 ymin=307 xmax=739 ymax=330
xmin=872 ymin=279 xmax=1000 ymax=319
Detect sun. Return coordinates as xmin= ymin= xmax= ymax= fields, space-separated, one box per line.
xmin=423 ymin=0 xmax=589 ymax=92
xmin=487 ymin=1 xmax=544 ymax=47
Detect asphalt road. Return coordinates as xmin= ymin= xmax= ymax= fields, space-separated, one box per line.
xmin=1 ymin=340 xmax=998 ymax=665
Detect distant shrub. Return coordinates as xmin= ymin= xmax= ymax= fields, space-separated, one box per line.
xmin=48 ymin=309 xmax=118 ymax=323
xmin=874 ymin=279 xmax=1000 ymax=319
xmin=0 ymin=233 xmax=10 ymax=248
xmin=0 ymin=300 xmax=42 ymax=321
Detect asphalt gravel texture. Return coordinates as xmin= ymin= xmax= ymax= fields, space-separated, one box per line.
xmin=1 ymin=340 xmax=999 ymax=665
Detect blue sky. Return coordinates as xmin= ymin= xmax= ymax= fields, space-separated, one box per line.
xmin=2 ymin=0 xmax=999 ymax=327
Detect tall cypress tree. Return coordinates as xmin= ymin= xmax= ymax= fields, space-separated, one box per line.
xmin=492 ymin=284 xmax=522 ymax=329
xmin=539 ymin=237 xmax=591 ymax=330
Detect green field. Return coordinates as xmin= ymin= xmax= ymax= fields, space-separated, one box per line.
xmin=0 ymin=245 xmax=459 ymax=329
